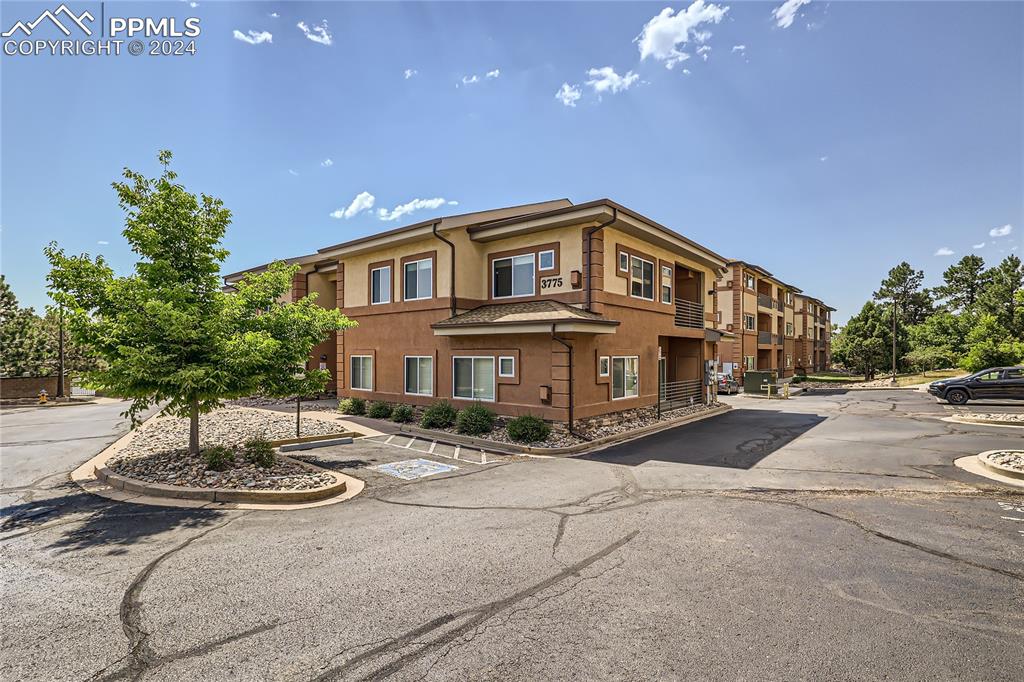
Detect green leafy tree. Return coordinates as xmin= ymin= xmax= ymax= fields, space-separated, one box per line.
xmin=873 ymin=262 xmax=927 ymax=379
xmin=45 ymin=151 xmax=355 ymax=455
xmin=831 ymin=301 xmax=898 ymax=379
xmin=932 ymin=255 xmax=989 ymax=312
xmin=977 ymin=255 xmax=1023 ymax=338
xmin=0 ymin=275 xmax=49 ymax=376
xmin=959 ymin=313 xmax=1024 ymax=372
xmin=905 ymin=310 xmax=972 ymax=371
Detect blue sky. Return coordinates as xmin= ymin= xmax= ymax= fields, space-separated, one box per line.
xmin=2 ymin=0 xmax=1021 ymax=323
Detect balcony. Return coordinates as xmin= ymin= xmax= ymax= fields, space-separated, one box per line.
xmin=757 ymin=331 xmax=776 ymax=345
xmin=674 ymin=298 xmax=704 ymax=329
xmin=775 ymin=299 xmax=784 ymax=312
xmin=757 ymin=293 xmax=773 ymax=310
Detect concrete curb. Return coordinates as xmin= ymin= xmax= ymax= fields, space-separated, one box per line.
xmin=395 ymin=404 xmax=733 ymax=457
xmin=978 ymin=450 xmax=1024 ymax=481
xmin=953 ymin=455 xmax=1024 ymax=489
xmin=269 ymin=432 xmax=359 ymax=447
xmin=951 ymin=416 xmax=1024 ymax=428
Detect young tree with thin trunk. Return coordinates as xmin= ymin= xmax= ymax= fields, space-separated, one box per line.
xmin=45 ymin=151 xmax=354 ymax=456
xmin=873 ymin=262 xmax=925 ymax=381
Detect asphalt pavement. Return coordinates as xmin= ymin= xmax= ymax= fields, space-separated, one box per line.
xmin=1 ymin=390 xmax=1022 ymax=681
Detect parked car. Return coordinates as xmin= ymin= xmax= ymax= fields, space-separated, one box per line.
xmin=927 ymin=366 xmax=1024 ymax=405
xmin=717 ymin=373 xmax=739 ymax=395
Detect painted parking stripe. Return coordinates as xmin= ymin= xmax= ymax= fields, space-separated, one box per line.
xmin=428 ymin=441 xmax=437 ymax=454
xmin=404 ymin=437 xmax=417 ymax=449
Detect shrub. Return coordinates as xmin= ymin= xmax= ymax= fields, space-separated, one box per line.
xmin=455 ymin=403 xmax=496 ymax=435
xmin=243 ymin=435 xmax=275 ymax=468
xmin=420 ymin=400 xmax=458 ymax=429
xmin=367 ymin=401 xmax=393 ymax=419
xmin=790 ymin=375 xmax=805 ymax=385
xmin=338 ymin=397 xmax=366 ymax=415
xmin=203 ymin=445 xmax=235 ymax=471
xmin=505 ymin=414 xmax=551 ymax=443
xmin=391 ymin=404 xmax=415 ymax=423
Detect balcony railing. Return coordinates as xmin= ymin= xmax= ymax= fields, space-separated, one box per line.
xmin=775 ymin=299 xmax=784 ymax=312
xmin=674 ymin=298 xmax=704 ymax=329
xmin=757 ymin=293 xmax=773 ymax=309
xmin=758 ymin=331 xmax=773 ymax=345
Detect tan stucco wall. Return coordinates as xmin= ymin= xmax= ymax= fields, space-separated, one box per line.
xmin=342 ymin=237 xmax=452 ymax=308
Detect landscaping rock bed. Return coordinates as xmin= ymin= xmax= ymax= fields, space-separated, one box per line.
xmin=983 ymin=450 xmax=1024 ymax=473
xmin=107 ymin=407 xmax=340 ymax=490
xmin=962 ymin=413 xmax=1024 ymax=424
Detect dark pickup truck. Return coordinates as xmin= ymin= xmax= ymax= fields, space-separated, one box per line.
xmin=927 ymin=366 xmax=1024 ymax=405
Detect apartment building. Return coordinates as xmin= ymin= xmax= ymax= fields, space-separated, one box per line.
xmin=225 ymin=199 xmax=729 ymax=426
xmin=714 ymin=261 xmax=832 ymax=380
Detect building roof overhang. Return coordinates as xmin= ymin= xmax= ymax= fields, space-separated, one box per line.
xmin=430 ymin=300 xmax=619 ymax=336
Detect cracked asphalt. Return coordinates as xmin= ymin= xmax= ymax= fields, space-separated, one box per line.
xmin=1 ymin=390 xmax=1022 ymax=681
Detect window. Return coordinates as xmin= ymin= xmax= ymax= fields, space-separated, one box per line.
xmin=351 ymin=356 xmax=373 ymax=391
xmin=785 ymin=291 xmax=793 ymax=305
xmin=404 ymin=356 xmax=433 ymax=395
xmin=743 ymin=314 xmax=755 ymax=331
xmin=403 ymin=258 xmax=432 ymax=301
xmin=743 ymin=273 xmax=755 ymax=289
xmin=1006 ymin=368 xmax=1023 ymax=380
xmin=786 ymin=354 xmax=792 ymax=368
xmin=493 ymin=254 xmax=535 ymax=298
xmin=977 ymin=371 xmax=1001 ymax=382
xmin=744 ymin=356 xmax=755 ymax=370
xmin=498 ymin=356 xmax=515 ymax=377
xmin=629 ymin=256 xmax=654 ymax=300
xmin=599 ymin=356 xmax=610 ymax=377
xmin=539 ymin=250 xmax=555 ymax=271
xmin=611 ymin=356 xmax=639 ymax=399
xmin=453 ymin=357 xmax=495 ymax=401
xmin=618 ymin=251 xmax=628 ymax=272
xmin=661 ymin=265 xmax=673 ymax=304
xmin=371 ymin=266 xmax=391 ymax=305
xmin=786 ymin=322 xmax=794 ymax=336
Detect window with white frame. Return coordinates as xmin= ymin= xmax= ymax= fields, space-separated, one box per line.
xmin=538 ymin=250 xmax=555 ymax=271
xmin=492 ymin=254 xmax=535 ymax=298
xmin=453 ymin=356 xmax=495 ymax=401
xmin=370 ymin=266 xmax=391 ymax=305
xmin=744 ymin=356 xmax=755 ymax=370
xmin=404 ymin=356 xmax=433 ymax=395
xmin=498 ymin=356 xmax=515 ymax=377
xmin=785 ymin=291 xmax=793 ymax=305
xmin=351 ymin=355 xmax=373 ymax=391
xmin=743 ymin=314 xmax=755 ymax=331
xmin=618 ymin=251 xmax=628 ymax=272
xmin=599 ymin=356 xmax=610 ymax=377
xmin=611 ymin=356 xmax=639 ymax=399
xmin=629 ymin=256 xmax=654 ymax=300
xmin=786 ymin=354 xmax=792 ymax=368
xmin=743 ymin=273 xmax=755 ymax=289
xmin=661 ymin=265 xmax=673 ymax=304
xmin=403 ymin=258 xmax=432 ymax=301
xmin=786 ymin=322 xmax=794 ymax=336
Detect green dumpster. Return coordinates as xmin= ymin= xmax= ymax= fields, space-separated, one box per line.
xmin=743 ymin=370 xmax=778 ymax=394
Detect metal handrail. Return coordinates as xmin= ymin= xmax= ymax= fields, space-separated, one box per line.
xmin=674 ymin=298 xmax=703 ymax=329
xmin=757 ymin=293 xmax=773 ymax=309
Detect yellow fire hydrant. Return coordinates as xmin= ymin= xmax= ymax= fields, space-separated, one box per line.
xmin=38 ymin=389 xmax=48 ymax=404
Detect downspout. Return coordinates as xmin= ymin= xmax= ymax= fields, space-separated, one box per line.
xmin=432 ymin=221 xmax=457 ymax=318
xmin=584 ymin=207 xmax=618 ymax=313
xmin=551 ymin=324 xmax=586 ymax=439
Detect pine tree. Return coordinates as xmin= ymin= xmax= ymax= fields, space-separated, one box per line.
xmin=0 ymin=275 xmax=49 ymax=377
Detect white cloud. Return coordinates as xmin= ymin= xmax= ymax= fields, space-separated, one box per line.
xmin=404 ymin=68 xmax=417 ymax=79
xmin=772 ymin=0 xmax=811 ymax=29
xmin=190 ymin=1 xmax=198 ymax=7
xmin=447 ymin=200 xmax=459 ymax=206
xmin=297 ymin=19 xmax=332 ymax=46
xmin=682 ymin=68 xmax=691 ymax=75
xmin=972 ymin=242 xmax=985 ymax=249
xmin=330 ymin=191 xmax=376 ymax=220
xmin=555 ymin=82 xmax=582 ymax=107
xmin=233 ymin=29 xmax=272 ymax=45
xmin=697 ymin=45 xmax=711 ymax=61
xmin=731 ymin=44 xmax=746 ymax=53
xmin=635 ymin=1 xmax=729 ymax=70
xmin=990 ymin=223 xmax=1013 ymax=237
xmin=819 ymin=156 xmax=828 ymax=162
xmin=288 ymin=169 xmax=299 ymax=176
xmin=585 ymin=66 xmax=639 ymax=94
xmin=486 ymin=69 xmax=500 ymax=79
xmin=269 ymin=12 xmax=279 ymax=18
xmin=934 ymin=247 xmax=954 ymax=256
xmin=377 ymin=197 xmax=450 ymax=222
xmin=97 ymin=240 xmax=109 ymax=245
xmin=321 ymin=158 xmax=333 ymax=168
xmin=460 ymin=75 xmax=479 ymax=86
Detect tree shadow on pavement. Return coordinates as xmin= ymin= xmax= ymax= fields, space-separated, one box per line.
xmin=583 ymin=409 xmax=826 ymax=469
xmin=1 ymin=480 xmax=226 ymax=555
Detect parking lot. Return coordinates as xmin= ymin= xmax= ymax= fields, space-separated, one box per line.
xmin=2 ymin=389 xmax=1022 ymax=681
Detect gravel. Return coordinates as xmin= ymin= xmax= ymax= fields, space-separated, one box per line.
xmin=107 ymin=407 xmax=341 ymax=490
xmin=983 ymin=450 xmax=1024 ymax=472
xmin=962 ymin=413 xmax=1024 ymax=424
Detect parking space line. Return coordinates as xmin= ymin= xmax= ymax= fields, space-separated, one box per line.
xmin=404 ymin=437 xmax=416 ymax=449
xmin=454 ymin=445 xmax=461 ymax=460
xmin=428 ymin=441 xmax=437 ymax=454
xmin=385 ymin=435 xmax=395 ymax=444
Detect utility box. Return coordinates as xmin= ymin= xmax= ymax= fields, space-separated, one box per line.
xmin=744 ymin=370 xmax=778 ymax=394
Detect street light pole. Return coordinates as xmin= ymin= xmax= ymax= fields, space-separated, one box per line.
xmin=890 ymin=300 xmax=897 ymax=385
xmin=56 ymin=304 xmax=66 ymax=397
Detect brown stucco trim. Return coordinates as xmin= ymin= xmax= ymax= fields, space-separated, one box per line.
xmin=399 ymin=250 xmax=438 ymax=303
xmin=486 ymin=241 xmax=561 ymax=302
